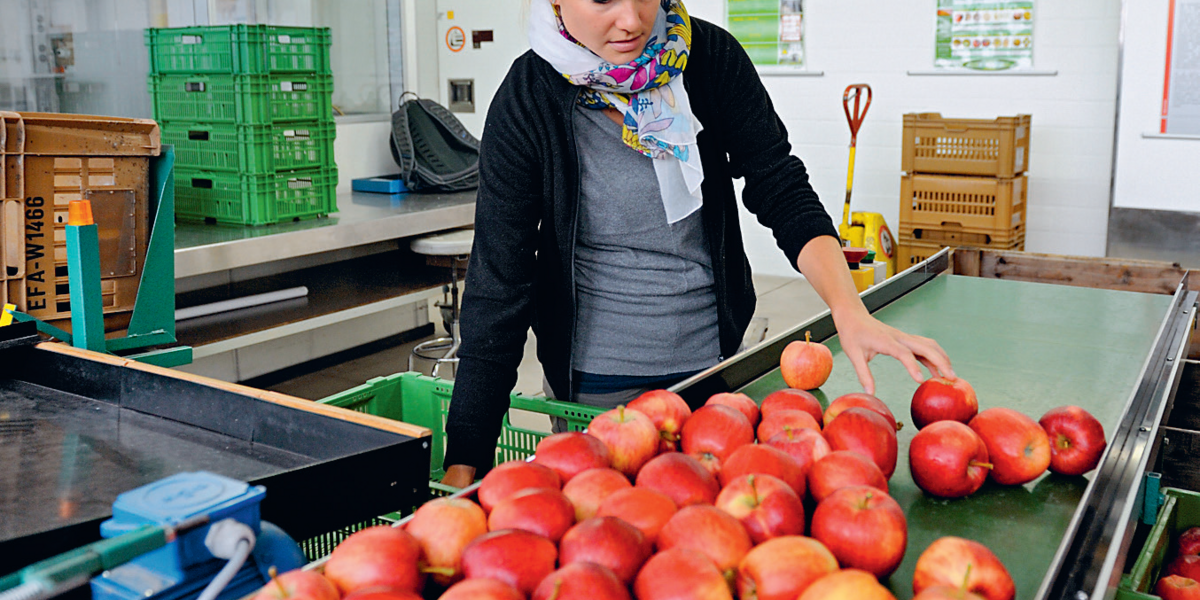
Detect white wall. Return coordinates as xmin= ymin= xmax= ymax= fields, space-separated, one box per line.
xmin=334 ymin=120 xmax=401 ymax=193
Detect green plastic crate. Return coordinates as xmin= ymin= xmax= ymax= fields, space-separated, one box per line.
xmin=149 ymin=73 xmax=333 ymax=125
xmin=296 ymin=516 xmax=395 ymax=562
xmin=1120 ymin=487 xmax=1200 ymax=599
xmin=175 ymin=166 xmax=338 ymax=226
xmin=146 ymin=25 xmax=332 ymax=74
xmin=162 ymin=120 xmax=335 ymax=174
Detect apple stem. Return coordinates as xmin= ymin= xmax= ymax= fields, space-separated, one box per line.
xmin=748 ymin=474 xmax=760 ymax=504
xmin=969 ymin=460 xmax=994 ymax=470
xmin=962 ymin=563 xmax=973 ymax=591
xmin=419 ymin=565 xmax=458 ymax=577
xmin=858 ymin=492 xmax=873 ymax=510
xmin=618 ymin=405 xmax=625 ymax=421
xmin=895 ymin=421 xmax=904 ymax=432
xmin=268 ymin=566 xmax=287 ymax=598
xmin=548 ymin=579 xmax=563 ymax=600
xmin=805 ymin=331 xmax=811 ymax=343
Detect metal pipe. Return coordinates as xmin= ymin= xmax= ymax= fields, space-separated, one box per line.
xmin=175 ymin=287 xmax=310 ymax=322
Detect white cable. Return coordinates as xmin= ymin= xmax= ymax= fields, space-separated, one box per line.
xmin=175 ymin=286 xmax=309 ymax=322
xmin=196 ymin=519 xmax=257 ymax=600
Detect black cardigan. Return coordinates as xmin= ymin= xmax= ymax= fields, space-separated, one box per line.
xmin=442 ymin=18 xmax=839 ymax=472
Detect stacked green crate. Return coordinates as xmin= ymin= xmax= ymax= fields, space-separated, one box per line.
xmin=146 ymin=25 xmax=338 ymax=226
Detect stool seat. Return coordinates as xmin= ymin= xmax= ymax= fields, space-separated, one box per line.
xmin=410 ymin=228 xmax=474 ymax=257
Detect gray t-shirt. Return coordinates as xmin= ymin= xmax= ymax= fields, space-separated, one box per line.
xmin=571 ymin=105 xmax=720 ymax=376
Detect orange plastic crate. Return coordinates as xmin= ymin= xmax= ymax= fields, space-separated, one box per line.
xmin=902 ymin=113 xmax=1030 ymax=177
xmin=900 ymin=173 xmax=1026 ymax=235
xmin=896 ymin=235 xmax=1024 ymax=270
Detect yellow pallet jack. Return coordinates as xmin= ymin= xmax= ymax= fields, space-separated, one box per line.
xmin=838 ymin=84 xmax=897 ymax=285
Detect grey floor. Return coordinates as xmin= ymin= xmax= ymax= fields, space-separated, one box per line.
xmin=265 ymin=274 xmax=829 ymax=431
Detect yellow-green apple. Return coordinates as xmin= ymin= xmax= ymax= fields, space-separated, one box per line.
xmin=1038 ymin=405 xmax=1106 ymax=476
xmin=810 ymin=486 xmax=907 ymax=578
xmin=969 ymin=407 xmax=1051 ymax=485
xmin=559 ymin=516 xmax=651 ymax=584
xmin=807 ymin=450 xmax=888 ymax=503
xmin=761 ymin=388 xmax=824 ymax=426
xmin=440 ymin=578 xmax=524 ymax=600
xmin=912 ymin=537 xmax=1015 ymax=600
xmin=1157 ymin=575 xmax=1200 ymax=600
xmin=912 ymin=586 xmax=987 ymax=600
xmin=533 ymin=432 xmax=612 ymax=482
xmin=758 ymin=410 xmax=821 ymax=442
xmin=681 ymin=404 xmax=754 ymax=463
xmin=779 ymin=331 xmax=833 ymax=390
xmin=460 ymin=529 xmax=557 ymax=595
xmin=486 ymin=487 xmax=575 ymax=542
xmin=707 ymin=392 xmax=761 ymax=427
xmin=796 ymin=569 xmax=897 ymax=600
xmin=587 ymin=406 xmax=660 ymax=477
xmin=909 ymin=421 xmax=992 ymax=498
xmin=532 ymin=563 xmax=630 ymax=600
xmin=765 ymin=427 xmax=831 ymax=474
xmin=657 ymin=505 xmax=754 ymax=580
xmin=405 ymin=497 xmax=488 ymax=585
xmin=251 ymin=569 xmax=338 ymax=600
xmin=562 ymin=467 xmax=630 ymax=521
xmin=1167 ymin=555 xmax=1200 ymax=580
xmin=911 ymin=377 xmax=978 ymax=430
xmin=629 ymin=389 xmax=692 ymax=452
xmin=736 ymin=536 xmax=839 ymax=600
xmin=596 ymin=486 xmax=678 ymax=544
xmin=719 ymin=444 xmax=806 ymax=496
xmin=323 ymin=525 xmax=422 ymax=595
xmin=715 ymin=474 xmax=805 ymax=544
xmin=634 ymin=548 xmax=733 ymax=600
xmin=478 ymin=461 xmax=561 ymax=513
xmin=635 ymin=452 xmax=720 ymax=507
xmin=1180 ymin=527 xmax=1200 ymax=555
xmin=823 ymin=407 xmax=899 ymax=478
xmin=826 ymin=393 xmax=901 ymax=431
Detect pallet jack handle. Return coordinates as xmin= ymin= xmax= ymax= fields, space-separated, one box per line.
xmin=840 ymin=84 xmax=873 ymax=236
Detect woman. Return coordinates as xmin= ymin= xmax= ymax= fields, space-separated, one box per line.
xmin=441 ymin=0 xmax=953 ymax=478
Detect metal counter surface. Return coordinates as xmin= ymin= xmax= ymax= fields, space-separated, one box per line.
xmin=174 ymin=190 xmax=476 ymax=278
xmin=733 ymin=275 xmax=1174 ymax=599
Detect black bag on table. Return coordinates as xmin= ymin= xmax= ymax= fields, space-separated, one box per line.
xmin=390 ymin=94 xmax=480 ymax=192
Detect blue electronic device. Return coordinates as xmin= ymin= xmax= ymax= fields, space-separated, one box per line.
xmin=351 ymin=174 xmax=409 ymax=194
xmin=90 ymin=472 xmax=305 ymax=600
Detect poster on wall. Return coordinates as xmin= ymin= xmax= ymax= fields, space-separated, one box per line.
xmin=1161 ymin=0 xmax=1200 ymax=135
xmin=935 ymin=1 xmax=1035 ymax=71
xmin=727 ymin=0 xmax=804 ymax=67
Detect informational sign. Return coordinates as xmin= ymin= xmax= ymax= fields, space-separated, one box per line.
xmin=446 ymin=26 xmax=466 ymax=53
xmin=1162 ymin=0 xmax=1200 ymax=134
xmin=727 ymin=0 xmax=804 ymax=67
xmin=935 ymin=1 xmax=1035 ymax=71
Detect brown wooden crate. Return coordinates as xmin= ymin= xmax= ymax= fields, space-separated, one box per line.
xmin=17 ymin=112 xmax=160 ymax=157
xmin=901 ymin=112 xmax=1031 ymax=177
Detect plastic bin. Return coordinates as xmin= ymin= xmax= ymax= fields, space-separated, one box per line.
xmin=296 ymin=517 xmax=396 ymax=562
xmin=146 ymin=25 xmax=332 ymax=75
xmin=896 ymin=234 xmax=1024 ymax=270
xmin=174 ymin=166 xmax=338 ymax=226
xmin=1119 ymin=487 xmax=1200 ymax=599
xmin=900 ymin=221 xmax=1026 ymax=248
xmin=149 ymin=73 xmax=334 ymax=125
xmin=162 ymin=120 xmax=335 ymax=174
xmin=900 ymin=173 xmax=1027 ymax=234
xmin=902 ymin=113 xmax=1031 ymax=177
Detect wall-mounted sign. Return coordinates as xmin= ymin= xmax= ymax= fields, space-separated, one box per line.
xmin=446 ymin=26 xmax=466 ymax=52
xmin=935 ymin=1 xmax=1034 ymax=71
xmin=727 ymin=0 xmax=804 ymax=67
xmin=1162 ymin=0 xmax=1200 ymax=135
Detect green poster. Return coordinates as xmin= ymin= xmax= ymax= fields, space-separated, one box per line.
xmin=935 ymin=0 xmax=1035 ymax=70
xmin=727 ymin=0 xmax=804 ymax=67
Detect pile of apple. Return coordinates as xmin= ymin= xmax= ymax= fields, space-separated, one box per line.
xmin=256 ymin=333 xmax=1114 ymax=600
xmin=1155 ymin=526 xmax=1200 ymax=599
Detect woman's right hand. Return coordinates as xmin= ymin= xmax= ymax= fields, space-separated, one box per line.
xmin=440 ymin=464 xmax=477 ymax=489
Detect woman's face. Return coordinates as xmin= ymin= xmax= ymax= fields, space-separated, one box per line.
xmin=554 ymin=0 xmax=661 ymax=64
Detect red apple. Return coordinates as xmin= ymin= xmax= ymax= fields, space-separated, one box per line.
xmin=559 ymin=516 xmax=651 ymax=584
xmin=911 ymin=377 xmax=979 ymax=430
xmin=765 ymin=427 xmax=831 ymax=473
xmin=1157 ymin=575 xmax=1200 ymax=600
xmin=969 ymin=408 xmax=1051 ymax=485
xmin=587 ymin=406 xmax=660 ymax=477
xmin=440 ymin=578 xmax=524 ymax=600
xmin=736 ymin=536 xmax=839 ymax=600
xmin=252 ymin=570 xmax=338 ymax=600
xmin=761 ymin=388 xmax=824 ymax=426
xmin=478 ymin=461 xmax=561 ymax=513
xmin=796 ymin=569 xmax=898 ymax=600
xmin=533 ymin=432 xmax=612 ymax=482
xmin=779 ymin=331 xmax=833 ymax=390
xmin=596 ymin=486 xmax=678 ymax=544
xmin=1179 ymin=527 xmax=1200 ymax=555
xmin=1038 ymin=405 xmax=1107 ymax=476
xmin=758 ymin=409 xmax=821 ymax=442
xmin=823 ymin=407 xmax=899 ymax=478
xmin=634 ymin=548 xmax=733 ymax=600
xmin=715 ymin=473 xmax=806 ymax=544
xmin=629 ymin=389 xmax=693 ymax=452
xmin=825 ymin=393 xmax=901 ymax=431
xmin=323 ymin=525 xmax=422 ymax=595
xmin=636 ymin=452 xmax=720 ymax=507
xmin=707 ymin=392 xmax=761 ymax=427
xmin=486 ymin=487 xmax=575 ymax=542
xmin=460 ymin=529 xmax=557 ymax=595
xmin=912 ymin=586 xmax=987 ymax=600
xmin=657 ymin=505 xmax=754 ymax=579
xmin=810 ymin=486 xmax=907 ymax=578
xmin=343 ymin=590 xmax=421 ymax=600
xmin=807 ymin=450 xmax=888 ymax=503
xmin=912 ymin=537 xmax=1015 ymax=600
xmin=405 ymin=497 xmax=488 ymax=585
xmin=690 ymin=451 xmax=723 ymax=477
xmin=681 ymin=404 xmax=755 ymax=463
xmin=1168 ymin=555 xmax=1200 ymax=580
xmin=719 ymin=444 xmax=806 ymax=496
xmin=532 ymin=563 xmax=631 ymax=600
xmin=909 ymin=421 xmax=992 ymax=498
xmin=562 ymin=467 xmax=631 ymax=521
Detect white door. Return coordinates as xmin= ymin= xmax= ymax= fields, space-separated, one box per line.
xmin=435 ymin=0 xmax=530 ymax=138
